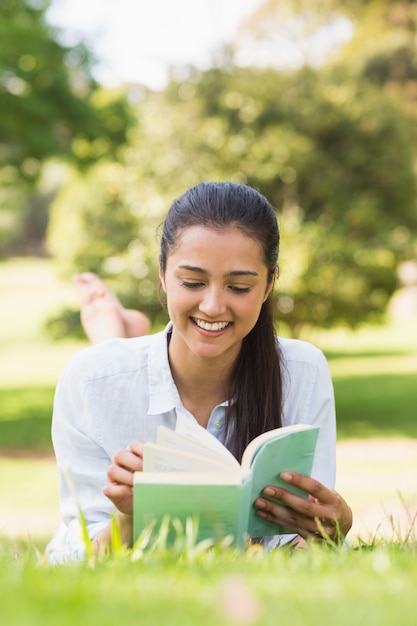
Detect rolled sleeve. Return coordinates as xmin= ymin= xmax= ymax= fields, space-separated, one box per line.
xmin=51 ymin=351 xmax=116 ymax=540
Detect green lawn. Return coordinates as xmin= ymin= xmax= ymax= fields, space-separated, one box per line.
xmin=0 ymin=257 xmax=87 ymax=452
xmin=315 ymin=320 xmax=417 ymax=438
xmin=1 ymin=539 xmax=417 ymax=626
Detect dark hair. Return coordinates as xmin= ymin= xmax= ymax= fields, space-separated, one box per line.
xmin=160 ymin=182 xmax=283 ymax=460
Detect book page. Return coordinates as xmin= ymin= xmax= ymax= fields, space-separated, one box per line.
xmin=143 ymin=442 xmax=242 ymax=475
xmin=157 ymin=426 xmax=235 ymax=465
xmin=134 ymin=471 xmax=242 ymax=485
xmin=175 ymin=411 xmax=240 ymax=468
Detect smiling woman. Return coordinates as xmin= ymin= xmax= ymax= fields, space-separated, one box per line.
xmin=47 ymin=181 xmax=352 ymax=563
xmin=161 ymin=225 xmax=273 ymax=370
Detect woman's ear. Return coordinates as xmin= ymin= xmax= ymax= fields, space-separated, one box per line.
xmin=263 ymin=285 xmax=272 ymax=303
xmin=159 ymin=271 xmax=166 ymax=293
xmin=263 ymin=266 xmax=278 ymax=302
xmin=159 ymin=256 xmax=166 ymax=292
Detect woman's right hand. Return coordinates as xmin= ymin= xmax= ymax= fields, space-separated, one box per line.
xmin=103 ymin=440 xmax=144 ymax=516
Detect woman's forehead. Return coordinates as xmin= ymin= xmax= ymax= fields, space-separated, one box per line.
xmin=173 ymin=224 xmax=263 ymax=251
xmin=166 ymin=225 xmax=267 ymax=270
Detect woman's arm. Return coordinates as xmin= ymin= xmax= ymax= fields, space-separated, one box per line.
xmin=92 ymin=440 xmax=144 ymax=553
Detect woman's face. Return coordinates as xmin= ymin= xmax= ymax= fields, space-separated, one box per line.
xmin=160 ymin=225 xmax=273 ymax=366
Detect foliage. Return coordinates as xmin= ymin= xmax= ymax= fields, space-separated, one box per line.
xmin=0 ymin=0 xmax=132 ymax=181
xmin=4 ymin=0 xmax=417 ymax=332
xmin=48 ymin=61 xmax=417 ymax=334
xmin=46 ymin=160 xmax=168 ymax=325
xmin=232 ymin=0 xmax=417 ymax=330
xmin=333 ymin=0 xmax=417 ymax=98
xmin=0 ymin=0 xmax=134 ymax=254
xmin=190 ymin=66 xmax=417 ymax=332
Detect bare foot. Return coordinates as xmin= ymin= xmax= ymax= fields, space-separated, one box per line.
xmin=73 ymin=272 xmax=151 ymax=344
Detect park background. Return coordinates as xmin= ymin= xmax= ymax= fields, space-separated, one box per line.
xmin=1 ymin=0 xmax=417 ymax=552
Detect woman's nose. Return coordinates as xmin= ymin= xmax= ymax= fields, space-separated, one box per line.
xmin=198 ymin=287 xmax=227 ymax=317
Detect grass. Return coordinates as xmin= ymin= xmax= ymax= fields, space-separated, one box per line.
xmin=333 ymin=373 xmax=416 ymax=438
xmin=0 ymin=257 xmax=87 ymax=453
xmin=0 ymin=386 xmax=55 ymax=451
xmin=0 ymin=456 xmax=60 ymax=541
xmin=1 ymin=536 xmax=417 ymax=626
xmin=314 ymin=319 xmax=417 ymax=438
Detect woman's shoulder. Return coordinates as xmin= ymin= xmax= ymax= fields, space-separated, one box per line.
xmin=277 ymin=336 xmax=328 ymax=368
xmin=60 ymin=330 xmax=165 ymax=383
xmin=277 ymin=337 xmax=334 ymax=411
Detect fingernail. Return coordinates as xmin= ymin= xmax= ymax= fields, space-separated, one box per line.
xmin=263 ymin=487 xmax=275 ymax=496
xmin=256 ymin=499 xmax=266 ymax=509
xmin=280 ymin=472 xmax=292 ymax=482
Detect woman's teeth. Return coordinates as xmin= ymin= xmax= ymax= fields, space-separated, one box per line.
xmin=193 ymin=319 xmax=230 ymax=331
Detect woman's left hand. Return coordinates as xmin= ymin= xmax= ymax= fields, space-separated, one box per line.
xmin=254 ymin=471 xmax=352 ymax=543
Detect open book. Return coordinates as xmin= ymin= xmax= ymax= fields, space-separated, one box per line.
xmin=133 ymin=413 xmax=319 ymax=547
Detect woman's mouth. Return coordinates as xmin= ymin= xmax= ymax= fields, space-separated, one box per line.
xmin=191 ymin=318 xmax=231 ymax=332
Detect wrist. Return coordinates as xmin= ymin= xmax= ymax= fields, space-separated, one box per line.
xmin=116 ymin=511 xmax=134 ymax=547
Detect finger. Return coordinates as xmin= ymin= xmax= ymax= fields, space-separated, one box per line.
xmin=107 ymin=462 xmax=136 ymax=487
xmin=274 ymin=473 xmax=344 ymax=525
xmin=261 ymin=484 xmax=329 ymax=522
xmin=104 ymin=482 xmax=133 ymax=499
xmin=103 ymin=483 xmax=134 ymax=515
xmin=256 ymin=476 xmax=341 ymax=535
xmin=112 ymin=448 xmax=143 ymax=473
xmin=279 ymin=472 xmax=337 ymax=504
xmin=127 ymin=440 xmax=145 ymax=457
xmin=255 ymin=497 xmax=324 ymax=537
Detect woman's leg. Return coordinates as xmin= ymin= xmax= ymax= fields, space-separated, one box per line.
xmin=73 ymin=272 xmax=151 ymax=343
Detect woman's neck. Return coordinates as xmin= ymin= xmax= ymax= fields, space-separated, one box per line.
xmin=168 ymin=335 xmax=235 ymax=427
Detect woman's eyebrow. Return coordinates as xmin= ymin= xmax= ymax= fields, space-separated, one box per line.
xmin=178 ymin=264 xmax=258 ymax=277
xmin=227 ymin=270 xmax=258 ymax=277
xmin=178 ymin=264 xmax=205 ymax=273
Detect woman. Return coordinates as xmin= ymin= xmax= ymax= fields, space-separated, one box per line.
xmin=47 ymin=182 xmax=352 ymax=562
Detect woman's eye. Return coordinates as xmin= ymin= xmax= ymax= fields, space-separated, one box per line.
xmin=229 ymin=286 xmax=250 ymax=294
xmin=181 ymin=280 xmax=204 ymax=289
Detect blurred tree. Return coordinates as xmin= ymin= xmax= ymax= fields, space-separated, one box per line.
xmin=48 ymin=62 xmax=417 ymax=336
xmin=45 ymin=0 xmax=417 ymax=337
xmin=333 ymin=1 xmax=417 ymax=113
xmin=46 ymin=86 xmax=203 ymax=331
xmin=231 ymin=0 xmax=417 ymax=332
xmin=167 ymin=67 xmax=417 ymax=334
xmin=0 ymin=0 xmax=134 ymax=254
xmin=238 ymin=1 xmax=417 ymax=129
xmin=0 ymin=0 xmax=132 ymax=181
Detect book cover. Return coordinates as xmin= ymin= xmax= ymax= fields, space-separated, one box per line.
xmin=133 ymin=417 xmax=319 ymax=546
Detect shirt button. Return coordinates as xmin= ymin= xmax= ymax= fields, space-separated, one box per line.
xmin=214 ymin=421 xmax=221 ymax=429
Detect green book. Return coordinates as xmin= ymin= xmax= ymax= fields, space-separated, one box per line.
xmin=133 ymin=413 xmax=319 ymax=547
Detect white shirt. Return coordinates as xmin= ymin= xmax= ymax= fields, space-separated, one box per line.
xmin=47 ymin=324 xmax=336 ymax=562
